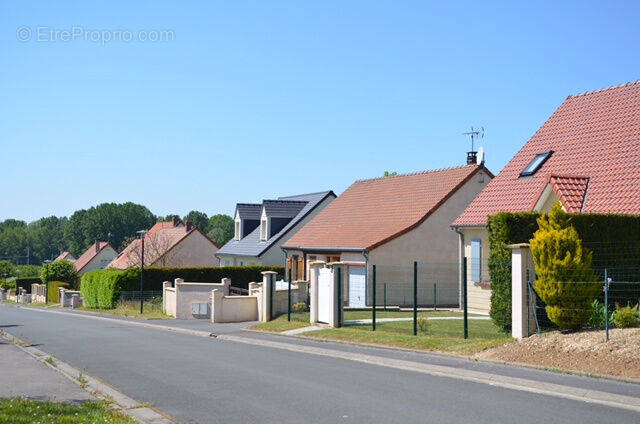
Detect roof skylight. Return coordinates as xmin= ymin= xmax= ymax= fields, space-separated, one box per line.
xmin=520 ymin=151 xmax=553 ymax=177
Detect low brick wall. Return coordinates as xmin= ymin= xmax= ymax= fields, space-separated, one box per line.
xmin=211 ymin=291 xmax=258 ymax=323
xmin=162 ymin=278 xmax=230 ymax=319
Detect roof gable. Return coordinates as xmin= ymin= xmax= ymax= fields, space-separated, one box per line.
xmin=217 ymin=191 xmax=335 ymax=257
xmin=453 ymin=80 xmax=640 ymax=227
xmin=75 ymin=241 xmax=116 ymax=272
xmin=284 ymin=165 xmax=488 ymax=250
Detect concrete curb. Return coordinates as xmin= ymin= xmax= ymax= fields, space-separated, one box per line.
xmin=219 ymin=333 xmax=640 ymax=413
xmin=0 ymin=330 xmax=174 ymax=424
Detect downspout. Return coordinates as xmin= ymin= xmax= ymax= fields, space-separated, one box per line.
xmin=453 ymin=227 xmax=465 ymax=309
xmin=281 ymin=247 xmax=289 ymax=281
xmin=363 ymin=249 xmax=369 ymax=306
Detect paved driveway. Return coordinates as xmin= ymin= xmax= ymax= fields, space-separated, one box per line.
xmin=1 ymin=304 xmax=639 ymax=424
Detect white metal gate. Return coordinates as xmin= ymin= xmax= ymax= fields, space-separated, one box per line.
xmin=317 ymin=268 xmax=333 ymax=323
xmin=348 ymin=267 xmax=366 ymax=307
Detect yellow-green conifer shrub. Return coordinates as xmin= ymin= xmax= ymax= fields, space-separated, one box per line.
xmin=530 ymin=203 xmax=601 ymax=329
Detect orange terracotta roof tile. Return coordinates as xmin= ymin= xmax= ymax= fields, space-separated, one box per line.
xmin=54 ymin=251 xmax=75 ymax=262
xmin=548 ymin=175 xmax=589 ymax=213
xmin=284 ymin=165 xmax=489 ymax=250
xmin=453 ymin=80 xmax=640 ymax=227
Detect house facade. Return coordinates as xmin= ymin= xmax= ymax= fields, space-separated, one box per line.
xmin=284 ymin=164 xmax=492 ymax=307
xmin=54 ymin=251 xmax=76 ymax=262
xmin=216 ymin=191 xmax=336 ymax=268
xmin=109 ymin=217 xmax=220 ymax=269
xmin=452 ymin=81 xmax=640 ymax=312
xmin=74 ymin=240 xmax=118 ymax=275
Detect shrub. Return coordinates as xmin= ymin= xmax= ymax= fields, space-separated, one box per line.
xmin=612 ymin=304 xmax=639 ymax=328
xmin=0 ymin=260 xmax=16 ymax=277
xmin=292 ymin=302 xmax=308 ymax=313
xmin=15 ymin=265 xmax=42 ymax=278
xmin=587 ymin=299 xmax=608 ymax=327
xmin=47 ymin=281 xmax=69 ymax=303
xmin=0 ymin=279 xmax=17 ymax=291
xmin=487 ymin=209 xmax=640 ymax=332
xmin=531 ymin=203 xmax=601 ymax=329
xmin=41 ymin=260 xmax=78 ymax=287
xmin=417 ymin=316 xmax=431 ymax=334
xmin=80 ymin=269 xmax=124 ymax=309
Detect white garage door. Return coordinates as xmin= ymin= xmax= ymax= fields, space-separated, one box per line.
xmin=348 ymin=267 xmax=366 ymax=307
xmin=317 ymin=268 xmax=333 ymax=324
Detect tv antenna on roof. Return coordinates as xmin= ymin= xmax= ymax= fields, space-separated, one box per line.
xmin=463 ymin=126 xmax=484 ymax=152
xmin=463 ymin=127 xmax=485 ymax=165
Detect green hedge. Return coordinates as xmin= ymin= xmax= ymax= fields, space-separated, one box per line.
xmin=81 ymin=265 xmax=284 ymax=309
xmin=115 ymin=265 xmax=285 ymax=291
xmin=488 ymin=211 xmax=640 ymax=332
xmin=16 ymin=277 xmax=43 ymax=294
xmin=47 ymin=281 xmax=69 ymax=303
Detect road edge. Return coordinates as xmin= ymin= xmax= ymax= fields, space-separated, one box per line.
xmin=0 ymin=330 xmax=175 ymax=424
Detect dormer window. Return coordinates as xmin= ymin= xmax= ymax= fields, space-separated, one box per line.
xmin=261 ymin=218 xmax=268 ymax=241
xmin=520 ymin=151 xmax=553 ymax=177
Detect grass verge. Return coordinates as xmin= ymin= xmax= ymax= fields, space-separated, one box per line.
xmin=302 ymin=319 xmax=511 ymax=355
xmin=78 ymin=300 xmax=170 ymax=320
xmin=0 ymin=399 xmax=137 ymax=424
xmin=250 ymin=313 xmax=311 ymax=332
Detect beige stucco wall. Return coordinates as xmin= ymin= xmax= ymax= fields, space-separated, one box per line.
xmin=211 ymin=291 xmax=258 ymax=322
xmin=156 ymin=231 xmax=220 ymax=268
xmin=79 ymin=247 xmax=118 ymax=275
xmin=459 ymin=227 xmax=491 ymax=312
xmin=164 ymin=279 xmax=229 ymax=319
xmin=218 ymin=256 xmax=262 ymax=267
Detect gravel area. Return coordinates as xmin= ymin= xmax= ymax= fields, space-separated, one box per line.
xmin=477 ymin=327 xmax=640 ymax=379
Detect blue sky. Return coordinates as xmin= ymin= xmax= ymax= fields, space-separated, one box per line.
xmin=2 ymin=1 xmax=639 ymax=222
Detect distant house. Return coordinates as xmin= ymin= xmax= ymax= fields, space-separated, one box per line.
xmin=109 ymin=217 xmax=220 ymax=269
xmin=283 ymin=164 xmax=491 ymax=307
xmin=452 ymin=81 xmax=640 ymax=312
xmin=74 ymin=240 xmax=118 ymax=275
xmin=216 ymin=191 xmax=336 ymax=268
xmin=54 ymin=251 xmax=76 ymax=262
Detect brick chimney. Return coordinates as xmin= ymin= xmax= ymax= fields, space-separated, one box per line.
xmin=172 ymin=216 xmax=180 ymax=227
xmin=95 ymin=239 xmax=101 ymax=253
xmin=186 ymin=221 xmax=193 ymax=232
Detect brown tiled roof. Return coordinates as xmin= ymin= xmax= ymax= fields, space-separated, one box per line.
xmin=108 ymin=221 xmax=218 ymax=269
xmin=453 ymin=81 xmax=640 ymax=227
xmin=54 ymin=251 xmax=75 ymax=262
xmin=548 ymin=175 xmax=589 ymax=213
xmin=284 ymin=165 xmax=489 ymax=250
xmin=74 ymin=241 xmax=116 ymax=273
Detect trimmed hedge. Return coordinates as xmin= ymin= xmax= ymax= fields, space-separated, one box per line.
xmin=47 ymin=281 xmax=69 ymax=303
xmin=488 ymin=211 xmax=640 ymax=332
xmin=16 ymin=277 xmax=42 ymax=294
xmin=81 ymin=265 xmax=284 ymax=309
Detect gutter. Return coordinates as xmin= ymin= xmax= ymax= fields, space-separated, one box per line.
xmin=282 ymin=246 xmax=369 ymax=253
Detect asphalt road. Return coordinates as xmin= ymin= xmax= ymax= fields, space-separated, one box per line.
xmin=1 ymin=304 xmax=639 ymax=424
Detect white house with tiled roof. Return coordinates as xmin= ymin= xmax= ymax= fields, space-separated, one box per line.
xmin=452 ymin=81 xmax=640 ymax=312
xmin=74 ymin=240 xmax=118 ymax=275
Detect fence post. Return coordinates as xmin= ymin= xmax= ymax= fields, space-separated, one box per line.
xmin=372 ymin=265 xmax=377 ymax=331
xmin=463 ymin=257 xmax=468 ymax=339
xmin=413 ymin=261 xmax=417 ymax=336
xmin=433 ymin=283 xmax=437 ymax=311
xmin=337 ymin=267 xmax=342 ymax=327
xmin=287 ymin=267 xmax=292 ymax=322
xmin=604 ymin=269 xmax=609 ymax=342
xmin=269 ymin=273 xmax=274 ymax=321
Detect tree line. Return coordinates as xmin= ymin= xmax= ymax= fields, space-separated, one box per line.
xmin=0 ymin=202 xmax=234 ymax=266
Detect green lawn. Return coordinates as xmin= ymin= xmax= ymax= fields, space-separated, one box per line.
xmin=302 ymin=318 xmax=511 ymax=355
xmin=343 ymin=309 xmax=480 ymax=320
xmin=250 ymin=312 xmax=310 ymax=332
xmin=78 ymin=299 xmax=171 ymax=320
xmin=0 ymin=399 xmax=136 ymax=424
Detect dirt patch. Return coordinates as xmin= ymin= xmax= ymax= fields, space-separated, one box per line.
xmin=477 ymin=327 xmax=640 ymax=379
